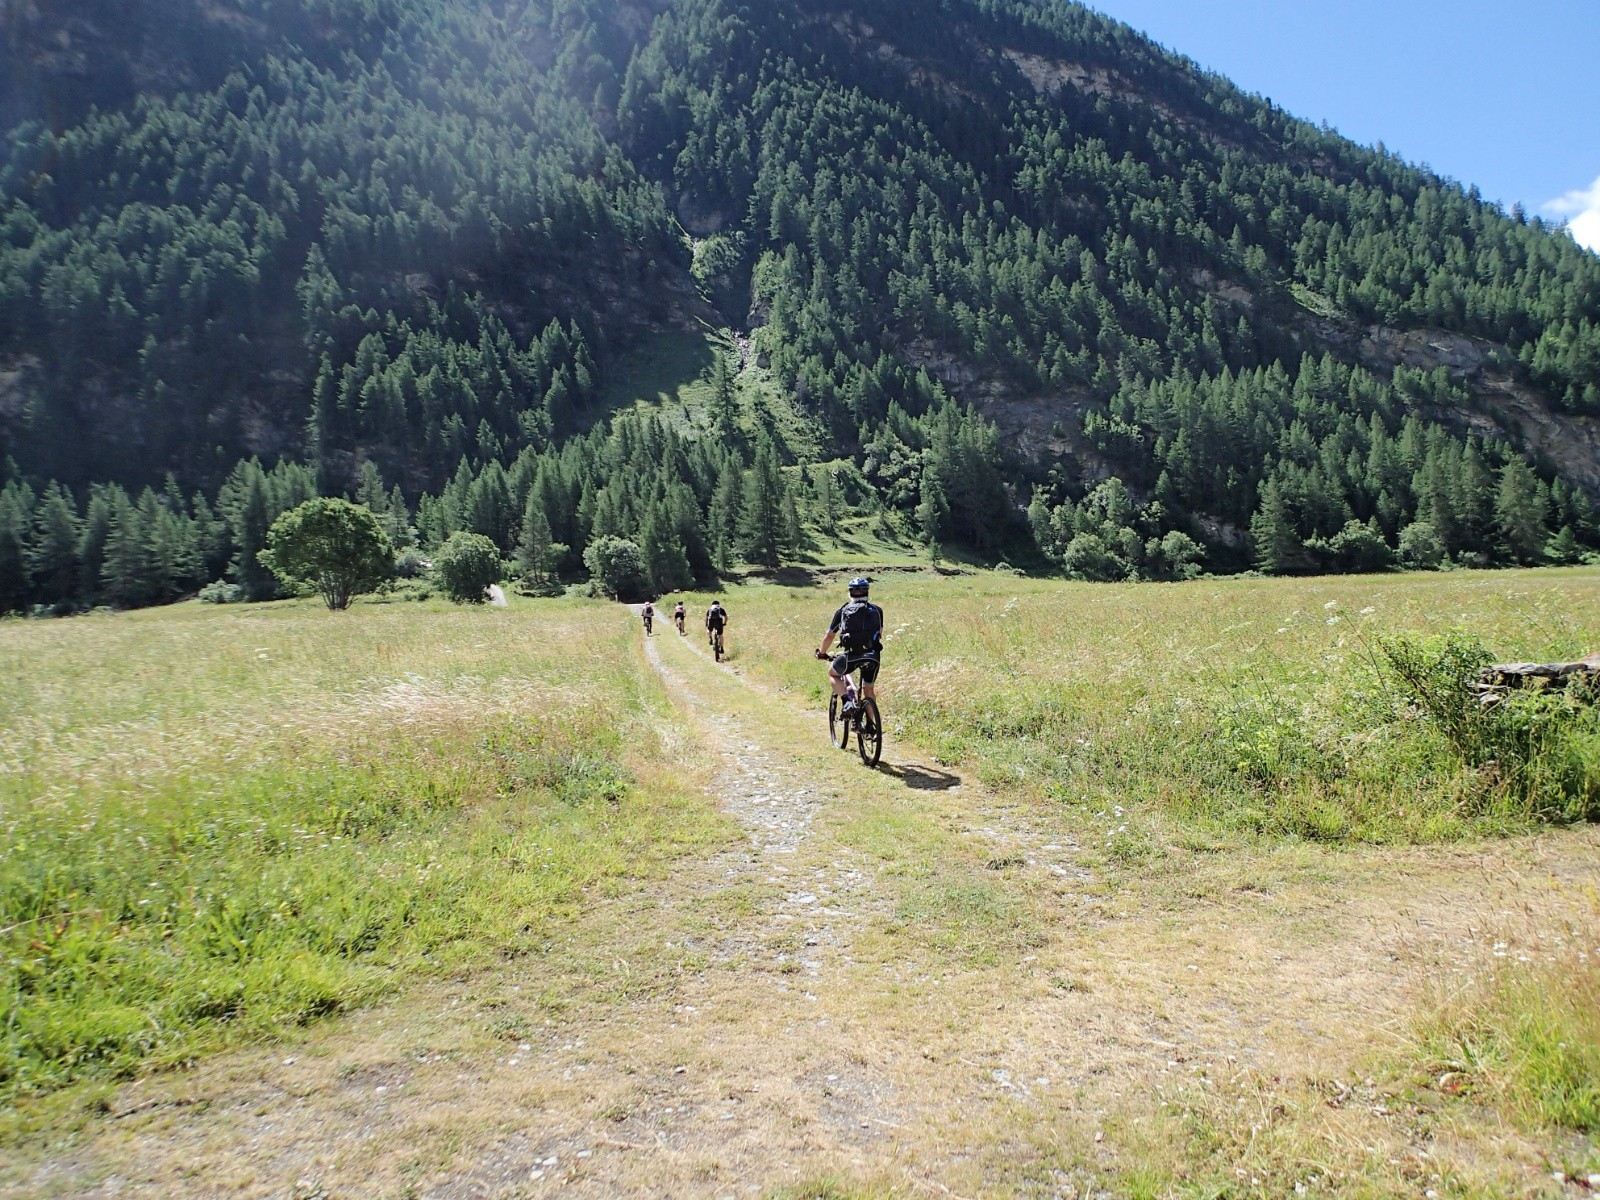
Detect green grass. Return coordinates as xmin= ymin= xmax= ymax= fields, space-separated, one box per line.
xmin=1415 ymin=948 xmax=1600 ymax=1136
xmin=588 ymin=323 xmax=831 ymax=468
xmin=0 ymin=595 xmax=726 ymax=1101
xmin=703 ymin=566 xmax=1600 ymax=848
xmin=593 ymin=327 xmax=718 ymax=422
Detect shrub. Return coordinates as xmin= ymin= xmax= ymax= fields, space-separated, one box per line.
xmin=1398 ymin=521 xmax=1445 ymax=570
xmin=1061 ymin=533 xmax=1126 ymax=582
xmin=198 ymin=580 xmax=244 ymax=604
xmin=1147 ymin=530 xmax=1204 ymax=580
xmin=393 ymin=549 xmax=429 ymax=579
xmin=1308 ymin=519 xmax=1393 ymax=573
xmin=583 ymin=536 xmax=649 ymax=601
xmin=431 ymin=532 xmax=505 ymax=603
xmin=1370 ymin=630 xmax=1600 ymax=821
xmin=260 ymin=498 xmax=394 ymax=610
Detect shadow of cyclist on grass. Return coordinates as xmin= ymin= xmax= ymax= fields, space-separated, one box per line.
xmin=875 ymin=761 xmax=963 ymax=790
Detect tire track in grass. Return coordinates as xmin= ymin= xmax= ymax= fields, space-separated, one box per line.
xmin=640 ymin=625 xmax=895 ymax=979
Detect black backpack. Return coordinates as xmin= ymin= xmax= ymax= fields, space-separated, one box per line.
xmin=838 ymin=599 xmax=881 ymax=650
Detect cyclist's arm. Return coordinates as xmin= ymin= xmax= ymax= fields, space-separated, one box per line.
xmin=819 ymin=629 xmax=837 ymax=656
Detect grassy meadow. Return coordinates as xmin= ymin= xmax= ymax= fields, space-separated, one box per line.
xmin=4 ymin=566 xmax=1598 ymax=1195
xmin=0 ymin=595 xmax=727 ymax=1103
xmin=705 ymin=565 xmax=1600 ymax=847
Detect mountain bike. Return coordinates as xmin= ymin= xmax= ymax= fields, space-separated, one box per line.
xmin=823 ymin=656 xmax=882 ymax=767
xmin=709 ymin=626 xmax=725 ymax=661
xmin=642 ymin=609 xmax=653 ymax=636
xmin=674 ymin=611 xmax=685 ymax=635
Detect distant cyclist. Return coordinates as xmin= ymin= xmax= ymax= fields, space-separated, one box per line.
xmin=705 ymin=600 xmax=728 ymax=657
xmin=815 ymin=577 xmax=883 ymax=713
xmin=673 ymin=601 xmax=687 ymax=634
xmin=641 ymin=600 xmax=654 ymax=636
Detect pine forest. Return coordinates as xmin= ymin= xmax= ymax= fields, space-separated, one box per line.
xmin=3 ymin=0 xmax=1600 ymax=611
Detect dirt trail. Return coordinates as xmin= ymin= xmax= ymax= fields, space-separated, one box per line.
xmin=12 ymin=626 xmax=1600 ymax=1199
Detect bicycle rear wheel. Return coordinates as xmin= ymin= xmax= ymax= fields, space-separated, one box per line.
xmin=856 ymin=698 xmax=882 ymax=766
xmin=828 ymin=694 xmax=851 ymax=750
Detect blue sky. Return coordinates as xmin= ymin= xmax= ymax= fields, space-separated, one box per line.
xmin=1087 ymin=0 xmax=1600 ymax=250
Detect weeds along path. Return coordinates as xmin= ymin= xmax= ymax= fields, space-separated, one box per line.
xmin=14 ymin=614 xmax=1600 ymax=1199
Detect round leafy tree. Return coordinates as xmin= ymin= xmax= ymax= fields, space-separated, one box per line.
xmin=260 ymin=498 xmax=393 ymax=611
xmin=433 ymin=532 xmax=505 ymax=603
xmin=583 ymin=535 xmax=649 ymax=601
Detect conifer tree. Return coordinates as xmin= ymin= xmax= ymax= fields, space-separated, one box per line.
xmin=1250 ymin=478 xmax=1310 ymax=575
xmin=383 ymin=485 xmax=414 ymax=548
xmin=356 ymin=461 xmax=389 ymax=515
xmin=101 ymin=489 xmax=151 ymax=609
xmin=781 ymin=490 xmax=803 ymax=557
xmin=235 ymin=468 xmax=279 ymax=601
xmin=0 ymin=481 xmax=33 ymax=613
xmin=707 ymin=465 xmax=741 ymax=570
xmin=642 ymin=504 xmax=692 ymax=592
xmin=465 ymin=461 xmax=517 ymax=552
xmin=142 ymin=488 xmax=200 ymax=602
xmin=739 ymin=434 xmax=786 ymax=567
xmin=1495 ymin=459 xmax=1550 ymax=564
xmin=666 ymin=479 xmax=711 ymax=578
xmin=78 ymin=486 xmax=114 ymax=606
xmin=816 ymin=468 xmax=841 ymax=536
xmin=915 ymin=475 xmax=950 ymax=554
xmin=191 ymin=492 xmax=230 ymax=581
xmin=436 ymin=458 xmax=477 ymax=543
xmin=28 ymin=482 xmax=81 ymax=609
xmin=709 ymin=351 xmax=739 ymax=439
xmin=515 ymin=496 xmax=557 ymax=585
xmin=1546 ymin=524 xmax=1582 ymax=565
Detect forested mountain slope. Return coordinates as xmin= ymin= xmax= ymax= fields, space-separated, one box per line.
xmin=3 ymin=0 xmax=1600 ymax=611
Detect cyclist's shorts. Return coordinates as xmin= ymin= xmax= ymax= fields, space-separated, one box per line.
xmin=831 ymin=650 xmax=880 ymax=685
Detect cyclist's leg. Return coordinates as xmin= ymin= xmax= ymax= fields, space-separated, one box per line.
xmin=858 ymin=653 xmax=881 ymax=701
xmin=828 ymin=652 xmax=853 ymax=699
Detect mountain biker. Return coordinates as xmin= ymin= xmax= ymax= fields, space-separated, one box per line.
xmin=707 ymin=601 xmax=732 ymax=640
xmin=705 ymin=600 xmax=728 ymax=650
xmin=815 ymin=577 xmax=883 ymax=713
xmin=641 ymin=600 xmax=654 ymax=636
xmin=673 ymin=601 xmax=686 ymax=633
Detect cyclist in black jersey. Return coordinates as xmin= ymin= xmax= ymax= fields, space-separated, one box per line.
xmin=814 ymin=577 xmax=883 ymax=712
xmin=705 ymin=600 xmax=728 ymax=657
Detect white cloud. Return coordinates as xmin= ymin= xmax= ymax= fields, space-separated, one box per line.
xmin=1544 ymin=175 xmax=1600 ymax=253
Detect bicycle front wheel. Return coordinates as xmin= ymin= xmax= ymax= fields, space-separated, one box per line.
xmin=856 ymin=698 xmax=882 ymax=767
xmin=828 ymin=694 xmax=851 ymax=750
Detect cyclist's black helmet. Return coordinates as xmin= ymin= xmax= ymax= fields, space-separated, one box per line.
xmin=847 ymin=576 xmax=870 ymax=598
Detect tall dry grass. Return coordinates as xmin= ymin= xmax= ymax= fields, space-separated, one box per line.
xmin=0 ymin=596 xmax=723 ymax=1099
xmin=705 ymin=567 xmax=1600 ymax=847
